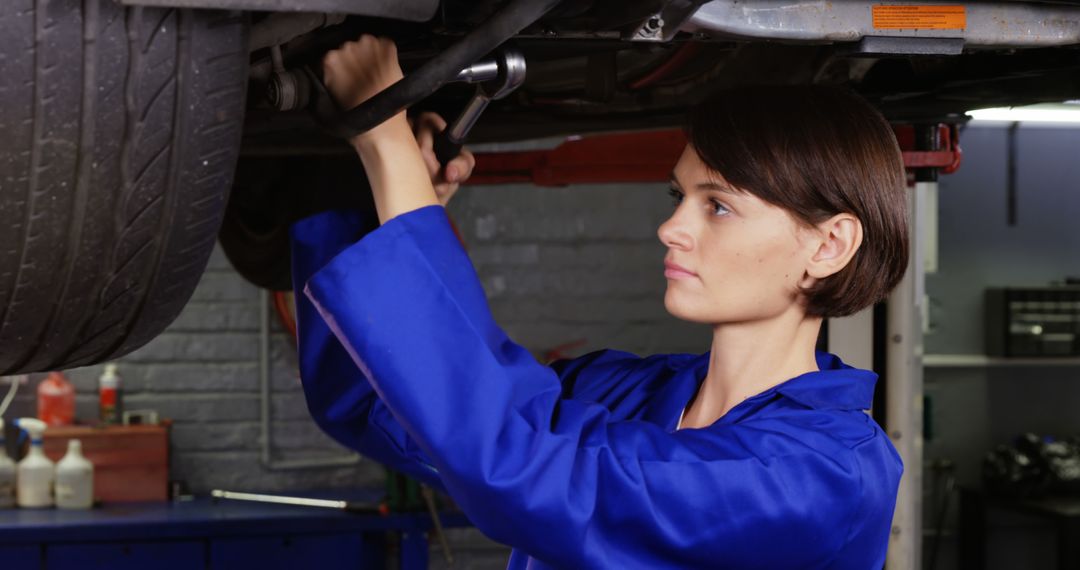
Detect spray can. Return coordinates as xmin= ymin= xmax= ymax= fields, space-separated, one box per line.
xmin=37 ymin=371 xmax=75 ymax=427
xmin=15 ymin=418 xmax=54 ymax=508
xmin=0 ymin=419 xmax=15 ymax=508
xmin=98 ymin=364 xmax=122 ymax=425
xmin=55 ymin=439 xmax=94 ymax=509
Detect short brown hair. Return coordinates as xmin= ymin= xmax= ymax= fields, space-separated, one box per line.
xmin=686 ymin=85 xmax=909 ymax=318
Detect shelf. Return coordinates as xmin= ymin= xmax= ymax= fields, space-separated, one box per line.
xmin=923 ymin=354 xmax=1080 ymax=367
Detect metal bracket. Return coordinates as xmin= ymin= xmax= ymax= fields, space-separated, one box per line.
xmin=853 ymin=36 xmax=964 ymax=56
xmin=680 ymin=0 xmax=1080 ymax=48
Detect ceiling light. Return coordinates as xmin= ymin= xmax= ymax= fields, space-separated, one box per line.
xmin=968 ymin=103 xmax=1080 ymax=124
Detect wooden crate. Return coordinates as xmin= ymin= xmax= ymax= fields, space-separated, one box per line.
xmin=42 ymin=424 xmax=170 ymax=503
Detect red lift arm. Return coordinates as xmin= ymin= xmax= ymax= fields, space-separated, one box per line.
xmin=469 ymin=125 xmax=962 ymax=187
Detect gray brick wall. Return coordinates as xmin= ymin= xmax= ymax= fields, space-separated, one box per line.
xmin=6 ymin=245 xmax=385 ymax=496
xmin=448 ymin=183 xmax=711 ymax=358
xmin=6 ymin=180 xmax=710 ymax=569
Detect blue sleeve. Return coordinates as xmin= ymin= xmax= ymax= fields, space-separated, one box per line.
xmin=289 ymin=211 xmax=643 ymax=492
xmin=290 ymin=209 xmax=443 ymax=489
xmin=549 ymin=349 xmax=645 ymax=397
xmin=302 ymin=206 xmax=865 ymax=568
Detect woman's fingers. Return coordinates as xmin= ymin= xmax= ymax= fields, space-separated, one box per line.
xmin=321 ymin=35 xmax=403 ymax=110
xmin=414 ymin=111 xmax=472 ymax=185
xmin=410 ymin=112 xmax=475 ymax=206
xmin=415 ymin=113 xmax=441 ymax=172
xmin=432 ymin=147 xmax=475 ymax=206
xmin=445 ymin=148 xmax=476 ymax=184
xmin=415 ymin=113 xmax=448 ymax=165
xmin=416 ymin=111 xmax=449 ymax=133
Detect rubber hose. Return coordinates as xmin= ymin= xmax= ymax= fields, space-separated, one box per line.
xmin=335 ymin=0 xmax=563 ymax=137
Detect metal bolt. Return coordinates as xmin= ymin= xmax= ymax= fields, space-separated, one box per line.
xmin=636 ymin=14 xmax=664 ymax=39
xmin=890 ymin=430 xmax=902 ymax=439
xmin=267 ymin=80 xmax=279 ymax=104
xmin=891 ymin=334 xmax=903 ymax=343
xmin=891 ymin=525 xmax=902 ymax=536
xmin=268 ymin=71 xmax=304 ymax=111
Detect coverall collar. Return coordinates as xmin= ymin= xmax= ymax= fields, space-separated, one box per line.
xmin=669 ymin=351 xmax=878 ymax=429
xmin=774 ymin=351 xmax=878 ymax=411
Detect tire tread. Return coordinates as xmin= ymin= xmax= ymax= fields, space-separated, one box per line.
xmin=0 ymin=1 xmax=247 ymax=373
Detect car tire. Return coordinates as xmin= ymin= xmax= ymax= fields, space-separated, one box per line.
xmin=0 ymin=1 xmax=248 ymax=374
xmin=220 ymin=155 xmax=377 ymax=292
xmin=218 ymin=156 xmax=294 ymax=292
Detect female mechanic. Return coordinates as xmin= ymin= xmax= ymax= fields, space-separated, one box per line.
xmin=290 ymin=34 xmax=907 ymax=569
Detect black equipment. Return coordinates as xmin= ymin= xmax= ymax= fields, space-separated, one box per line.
xmin=985 ymin=286 xmax=1080 ymax=357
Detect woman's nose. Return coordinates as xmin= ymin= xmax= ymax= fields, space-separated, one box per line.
xmin=657 ymin=211 xmax=692 ymax=250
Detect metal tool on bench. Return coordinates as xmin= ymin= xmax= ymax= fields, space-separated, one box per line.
xmin=420 ymin=483 xmax=455 ymax=567
xmin=211 ymin=489 xmax=386 ymax=514
xmin=211 ymin=487 xmax=455 ymax=566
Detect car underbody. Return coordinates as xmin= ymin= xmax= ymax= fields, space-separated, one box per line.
xmin=2 ymin=0 xmax=1078 ymax=372
xmin=227 ymin=0 xmax=1080 ymax=156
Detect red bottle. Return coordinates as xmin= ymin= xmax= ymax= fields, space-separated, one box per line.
xmin=37 ymin=371 xmax=75 ymax=427
xmin=98 ymin=364 xmax=122 ymax=425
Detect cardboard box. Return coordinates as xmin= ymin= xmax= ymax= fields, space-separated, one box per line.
xmin=43 ymin=424 xmax=170 ymax=502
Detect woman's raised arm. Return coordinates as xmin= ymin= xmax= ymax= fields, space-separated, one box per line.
xmin=322 ymin=35 xmax=439 ymax=224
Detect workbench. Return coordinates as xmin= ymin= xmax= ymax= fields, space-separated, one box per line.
xmin=0 ymin=490 xmax=471 ymax=570
xmin=958 ymin=487 xmax=1080 ymax=570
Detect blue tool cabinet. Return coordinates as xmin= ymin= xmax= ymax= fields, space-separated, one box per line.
xmin=0 ymin=491 xmax=470 ymax=570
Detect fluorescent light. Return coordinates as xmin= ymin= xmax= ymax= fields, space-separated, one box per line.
xmin=968 ymin=103 xmax=1080 ymax=124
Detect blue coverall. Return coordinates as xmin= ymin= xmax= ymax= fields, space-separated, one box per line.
xmin=290 ymin=205 xmax=903 ymax=569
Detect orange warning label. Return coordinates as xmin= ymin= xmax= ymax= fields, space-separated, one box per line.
xmin=872 ymin=5 xmax=966 ymax=30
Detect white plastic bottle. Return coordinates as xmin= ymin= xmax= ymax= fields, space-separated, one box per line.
xmin=15 ymin=418 xmax=54 ymax=508
xmin=55 ymin=439 xmax=93 ymax=509
xmin=0 ymin=419 xmax=15 ymax=508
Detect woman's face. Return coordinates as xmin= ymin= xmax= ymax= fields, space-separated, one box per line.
xmin=658 ymin=145 xmax=814 ymax=325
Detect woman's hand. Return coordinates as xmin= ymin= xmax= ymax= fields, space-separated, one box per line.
xmin=320 ymin=35 xmax=454 ymax=221
xmin=411 ymin=112 xmax=476 ymax=207
xmin=322 ymin=35 xmax=408 ymax=148
xmin=324 ymin=34 xmax=440 ymax=223
xmin=322 ymin=35 xmax=475 ymax=211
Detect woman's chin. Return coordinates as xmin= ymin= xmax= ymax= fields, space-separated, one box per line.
xmin=663 ymin=294 xmax=709 ymax=324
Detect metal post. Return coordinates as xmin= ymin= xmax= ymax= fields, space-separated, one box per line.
xmin=259 ymin=289 xmax=360 ymax=470
xmin=885 ymin=179 xmax=928 ymax=570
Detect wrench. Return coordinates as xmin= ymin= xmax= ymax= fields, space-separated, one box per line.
xmin=292 ymin=50 xmax=513 ymax=138
xmin=433 ymin=47 xmax=527 ymax=168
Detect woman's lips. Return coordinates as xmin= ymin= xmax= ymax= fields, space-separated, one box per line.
xmin=664 ymin=261 xmax=697 ymax=280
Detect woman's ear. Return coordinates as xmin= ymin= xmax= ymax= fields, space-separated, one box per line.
xmin=805 ymin=213 xmax=863 ymax=280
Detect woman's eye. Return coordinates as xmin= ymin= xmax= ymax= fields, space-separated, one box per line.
xmin=709 ymin=199 xmax=731 ymax=216
xmin=667 ymin=186 xmax=683 ymax=207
